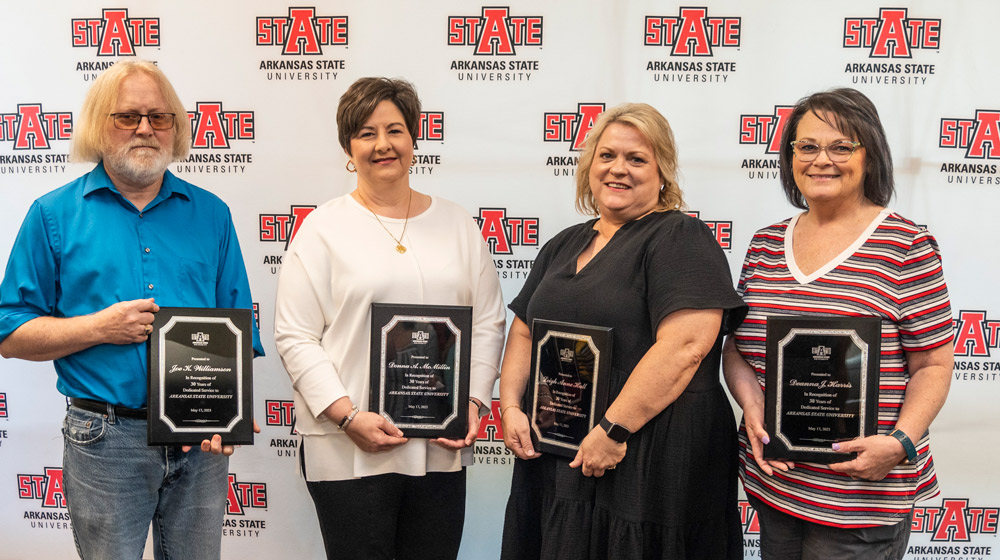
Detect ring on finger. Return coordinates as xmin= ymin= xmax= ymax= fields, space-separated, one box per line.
xmin=145 ymin=324 xmax=153 ymax=335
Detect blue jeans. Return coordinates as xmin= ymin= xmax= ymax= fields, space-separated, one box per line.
xmin=62 ymin=404 xmax=229 ymax=560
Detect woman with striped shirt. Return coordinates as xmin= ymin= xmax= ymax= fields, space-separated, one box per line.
xmin=723 ymin=88 xmax=954 ymax=559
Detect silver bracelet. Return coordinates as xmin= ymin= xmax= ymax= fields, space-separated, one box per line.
xmin=338 ymin=405 xmax=359 ymax=431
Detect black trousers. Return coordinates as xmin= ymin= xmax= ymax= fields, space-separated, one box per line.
xmin=306 ymin=468 xmax=467 ymax=560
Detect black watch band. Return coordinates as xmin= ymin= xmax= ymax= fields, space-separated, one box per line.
xmin=599 ymin=417 xmax=631 ymax=443
xmin=889 ymin=428 xmax=918 ymax=464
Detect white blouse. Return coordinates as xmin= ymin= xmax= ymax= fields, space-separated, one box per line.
xmin=274 ymin=194 xmax=506 ymax=481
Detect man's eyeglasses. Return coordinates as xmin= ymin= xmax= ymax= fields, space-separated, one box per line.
xmin=109 ymin=112 xmax=176 ymax=130
xmin=790 ymin=140 xmax=862 ymax=163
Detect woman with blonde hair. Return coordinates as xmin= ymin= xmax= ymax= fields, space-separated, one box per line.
xmin=500 ymin=103 xmax=746 ymax=559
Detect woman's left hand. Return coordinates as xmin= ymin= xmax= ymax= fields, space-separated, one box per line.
xmin=828 ymin=434 xmax=907 ymax=481
xmin=569 ymin=427 xmax=625 ymax=477
xmin=431 ymin=401 xmax=481 ymax=450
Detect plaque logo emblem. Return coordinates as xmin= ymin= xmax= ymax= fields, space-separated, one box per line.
xmin=411 ymin=330 xmax=430 ymax=345
xmin=559 ymin=348 xmax=575 ymax=362
xmin=191 ymin=332 xmax=210 ymax=347
xmin=811 ymin=345 xmax=832 ymax=360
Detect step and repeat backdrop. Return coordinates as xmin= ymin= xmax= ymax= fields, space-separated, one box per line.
xmin=0 ymin=1 xmax=997 ymax=559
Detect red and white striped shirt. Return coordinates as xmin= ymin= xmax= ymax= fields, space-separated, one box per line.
xmin=734 ymin=210 xmax=953 ymax=527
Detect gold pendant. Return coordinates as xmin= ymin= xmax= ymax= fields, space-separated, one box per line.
xmin=396 ymin=244 xmax=406 ymax=254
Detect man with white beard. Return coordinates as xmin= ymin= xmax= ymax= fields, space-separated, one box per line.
xmin=0 ymin=60 xmax=263 ymax=559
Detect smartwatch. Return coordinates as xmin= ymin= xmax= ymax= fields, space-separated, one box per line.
xmin=599 ymin=417 xmax=631 ymax=443
xmin=889 ymin=428 xmax=918 ymax=464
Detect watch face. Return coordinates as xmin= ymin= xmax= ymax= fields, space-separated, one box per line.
xmin=602 ymin=419 xmax=629 ymax=443
xmin=611 ymin=424 xmax=629 ymax=443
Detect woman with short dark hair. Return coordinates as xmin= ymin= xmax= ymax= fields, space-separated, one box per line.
xmin=274 ymin=77 xmax=505 ymax=559
xmin=724 ymin=87 xmax=954 ymax=559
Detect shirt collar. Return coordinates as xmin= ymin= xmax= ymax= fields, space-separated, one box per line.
xmin=82 ymin=162 xmax=192 ymax=205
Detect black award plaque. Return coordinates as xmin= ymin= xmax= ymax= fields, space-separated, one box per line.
xmin=526 ymin=319 xmax=612 ymax=459
xmin=147 ymin=307 xmax=254 ymax=446
xmin=764 ymin=316 xmax=880 ymax=463
xmin=370 ymin=303 xmax=472 ymax=439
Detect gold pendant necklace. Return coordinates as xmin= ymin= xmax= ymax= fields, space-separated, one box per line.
xmin=357 ymin=188 xmax=411 ymax=254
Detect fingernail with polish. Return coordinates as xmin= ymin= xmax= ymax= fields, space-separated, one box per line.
xmin=762 ymin=435 xmax=770 ymax=445
xmin=832 ymin=443 xmax=841 ymax=451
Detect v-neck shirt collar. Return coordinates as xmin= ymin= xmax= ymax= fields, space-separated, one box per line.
xmin=785 ymin=208 xmax=890 ymax=284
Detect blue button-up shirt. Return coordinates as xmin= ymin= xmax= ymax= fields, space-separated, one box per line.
xmin=0 ymin=163 xmax=264 ymax=408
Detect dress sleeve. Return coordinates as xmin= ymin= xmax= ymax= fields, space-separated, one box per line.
xmin=897 ymin=227 xmax=953 ymax=351
xmin=0 ymin=201 xmax=58 ymax=341
xmin=645 ymin=214 xmax=747 ymax=334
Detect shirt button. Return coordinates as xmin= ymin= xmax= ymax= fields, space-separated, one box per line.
xmin=148 ymin=284 xmax=154 ymax=290
xmin=144 ymin=248 xmax=151 ymax=253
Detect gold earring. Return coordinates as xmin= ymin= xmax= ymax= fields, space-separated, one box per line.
xmin=346 ymin=161 xmax=356 ymax=173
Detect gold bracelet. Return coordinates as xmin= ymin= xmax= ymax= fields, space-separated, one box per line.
xmin=500 ymin=405 xmax=520 ymax=418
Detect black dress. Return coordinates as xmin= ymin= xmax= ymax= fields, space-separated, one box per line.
xmin=500 ymin=211 xmax=747 ymax=560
